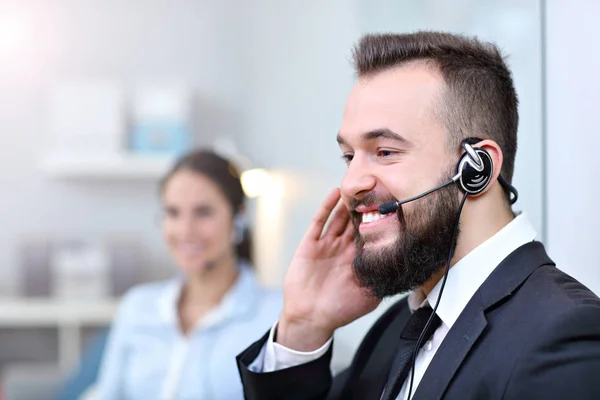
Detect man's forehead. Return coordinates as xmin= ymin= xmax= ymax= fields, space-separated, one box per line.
xmin=339 ymin=65 xmax=444 ymax=143
xmin=346 ymin=65 xmax=442 ymax=112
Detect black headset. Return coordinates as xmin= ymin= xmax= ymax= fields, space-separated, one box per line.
xmin=459 ymin=137 xmax=518 ymax=203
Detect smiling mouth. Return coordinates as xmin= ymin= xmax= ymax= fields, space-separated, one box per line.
xmin=361 ymin=210 xmax=385 ymax=223
xmin=359 ymin=209 xmax=397 ymax=227
xmin=177 ymin=243 xmax=205 ymax=256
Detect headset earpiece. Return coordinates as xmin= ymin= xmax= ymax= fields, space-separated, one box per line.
xmin=456 ymin=142 xmax=493 ymax=195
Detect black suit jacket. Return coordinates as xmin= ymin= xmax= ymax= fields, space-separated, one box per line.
xmin=236 ymin=242 xmax=600 ymax=399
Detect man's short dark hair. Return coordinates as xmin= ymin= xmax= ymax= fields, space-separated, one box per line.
xmin=352 ymin=31 xmax=519 ymax=191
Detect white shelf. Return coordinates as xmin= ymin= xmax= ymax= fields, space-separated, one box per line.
xmin=0 ymin=298 xmax=121 ymax=371
xmin=41 ymin=153 xmax=175 ymax=180
xmin=0 ymin=298 xmax=120 ymax=327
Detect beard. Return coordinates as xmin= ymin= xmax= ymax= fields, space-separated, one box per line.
xmin=351 ymin=173 xmax=461 ymax=299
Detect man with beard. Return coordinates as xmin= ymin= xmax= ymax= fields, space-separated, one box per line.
xmin=235 ymin=31 xmax=600 ymax=400
xmin=349 ymin=164 xmax=460 ymax=299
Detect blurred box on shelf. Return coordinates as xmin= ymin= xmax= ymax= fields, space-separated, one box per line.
xmin=19 ymin=236 xmax=144 ymax=299
xmin=50 ymin=240 xmax=111 ymax=300
xmin=129 ymin=82 xmax=193 ymax=156
xmin=48 ymin=80 xmax=125 ymax=157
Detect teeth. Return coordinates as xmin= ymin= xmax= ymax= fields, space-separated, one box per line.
xmin=362 ymin=211 xmax=384 ymax=224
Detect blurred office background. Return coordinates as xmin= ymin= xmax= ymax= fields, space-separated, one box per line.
xmin=0 ymin=0 xmax=596 ymax=398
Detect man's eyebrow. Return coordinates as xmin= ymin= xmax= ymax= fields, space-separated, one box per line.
xmin=362 ymin=128 xmax=410 ymax=144
xmin=336 ymin=128 xmax=411 ymax=147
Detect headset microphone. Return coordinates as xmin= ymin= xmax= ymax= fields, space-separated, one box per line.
xmin=377 ymin=201 xmax=404 ymax=215
xmin=378 ymin=174 xmax=461 ymax=215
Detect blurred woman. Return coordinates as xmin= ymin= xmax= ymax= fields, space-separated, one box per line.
xmin=95 ymin=150 xmax=283 ymax=399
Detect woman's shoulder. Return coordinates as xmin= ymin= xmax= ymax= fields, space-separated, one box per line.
xmin=116 ymin=279 xmax=175 ymax=315
xmin=240 ymin=267 xmax=283 ymax=315
xmin=256 ymin=285 xmax=283 ymax=304
xmin=123 ymin=279 xmax=171 ymax=300
xmin=239 ymin=264 xmax=282 ymax=297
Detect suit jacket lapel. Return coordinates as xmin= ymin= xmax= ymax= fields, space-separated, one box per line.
xmin=412 ymin=241 xmax=555 ymax=399
xmin=412 ymin=292 xmax=487 ymax=399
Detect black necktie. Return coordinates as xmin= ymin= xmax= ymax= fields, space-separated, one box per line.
xmin=381 ymin=305 xmax=442 ymax=400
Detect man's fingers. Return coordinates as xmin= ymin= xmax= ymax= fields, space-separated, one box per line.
xmin=321 ymin=198 xmax=350 ymax=239
xmin=342 ymin=217 xmax=356 ymax=243
xmin=306 ymin=188 xmax=342 ymax=241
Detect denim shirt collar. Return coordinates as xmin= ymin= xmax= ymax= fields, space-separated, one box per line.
xmin=157 ymin=260 xmax=261 ymax=332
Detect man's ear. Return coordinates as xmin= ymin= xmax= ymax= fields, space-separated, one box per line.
xmin=470 ymin=139 xmax=503 ymax=196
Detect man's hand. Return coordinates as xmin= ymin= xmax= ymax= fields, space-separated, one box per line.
xmin=276 ymin=188 xmax=381 ymax=351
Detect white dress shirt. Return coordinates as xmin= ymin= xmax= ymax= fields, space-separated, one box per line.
xmin=250 ymin=212 xmax=537 ymax=400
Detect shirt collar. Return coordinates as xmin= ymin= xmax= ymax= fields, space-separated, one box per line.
xmin=158 ymin=260 xmax=260 ymax=330
xmin=408 ymin=211 xmax=538 ymax=329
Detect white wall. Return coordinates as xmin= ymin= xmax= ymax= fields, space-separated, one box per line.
xmin=545 ymin=0 xmax=600 ymax=294
xmin=238 ymin=0 xmax=360 ymax=286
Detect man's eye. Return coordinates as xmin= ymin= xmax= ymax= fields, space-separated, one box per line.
xmin=377 ymin=149 xmax=395 ymax=157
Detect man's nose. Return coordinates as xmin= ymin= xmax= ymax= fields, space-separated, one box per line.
xmin=340 ymin=156 xmax=377 ymax=202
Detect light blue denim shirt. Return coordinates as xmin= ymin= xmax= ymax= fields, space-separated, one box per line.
xmin=95 ymin=263 xmax=282 ymax=400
